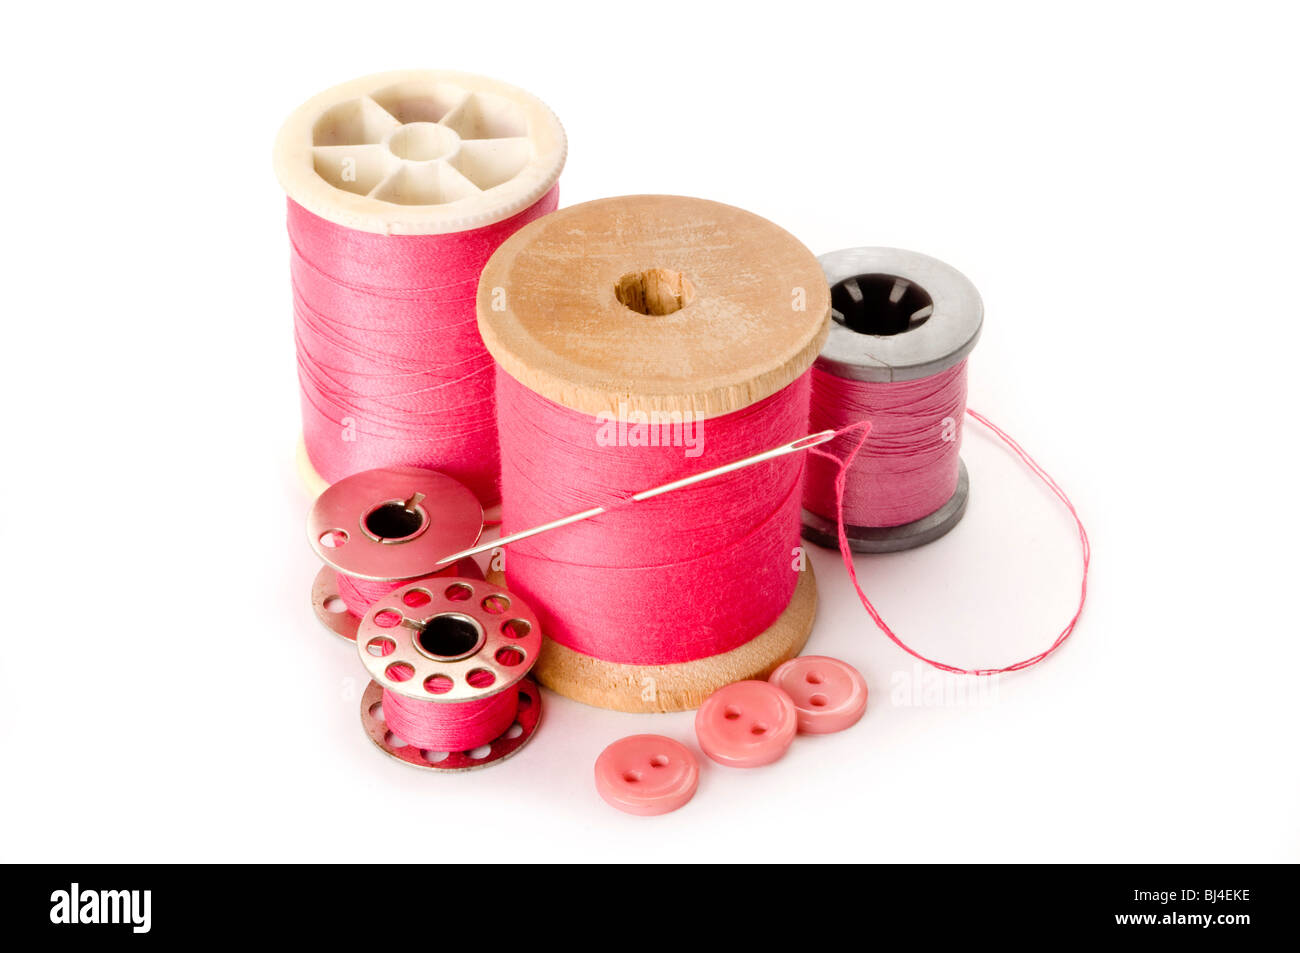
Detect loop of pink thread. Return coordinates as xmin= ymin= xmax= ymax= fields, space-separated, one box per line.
xmin=288 ymin=188 xmax=559 ymax=504
xmin=496 ymin=369 xmax=811 ymax=666
xmin=804 ymin=361 xmax=968 ymax=527
xmin=810 ymin=410 xmax=1091 ymax=675
xmin=381 ymin=687 xmax=517 ymax=751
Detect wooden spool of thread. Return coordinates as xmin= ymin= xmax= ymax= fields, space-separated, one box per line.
xmin=477 ymin=195 xmax=830 ymax=712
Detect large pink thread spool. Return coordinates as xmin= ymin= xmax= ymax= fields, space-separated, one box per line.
xmin=802 ymin=248 xmax=983 ymax=553
xmin=273 ymin=70 xmax=566 ymax=502
xmin=356 ymin=577 xmax=543 ymax=771
xmin=477 ymin=195 xmax=830 ymax=713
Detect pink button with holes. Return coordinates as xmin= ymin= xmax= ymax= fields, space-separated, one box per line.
xmin=695 ymin=680 xmax=798 ymax=767
xmin=595 ymin=735 xmax=699 ymax=816
xmin=769 ymin=655 xmax=868 ymax=734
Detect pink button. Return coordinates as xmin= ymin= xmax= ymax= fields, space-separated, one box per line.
xmin=595 ymin=735 xmax=699 ymax=816
xmin=769 ymin=655 xmax=868 ymax=734
xmin=695 ymin=680 xmax=797 ymax=767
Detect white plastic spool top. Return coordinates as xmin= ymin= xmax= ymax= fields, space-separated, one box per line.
xmin=273 ymin=70 xmax=566 ymax=235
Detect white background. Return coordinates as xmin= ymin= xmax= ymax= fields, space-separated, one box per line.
xmin=3 ymin=1 xmax=1296 ymax=863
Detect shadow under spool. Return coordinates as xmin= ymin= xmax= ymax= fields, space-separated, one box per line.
xmin=477 ymin=195 xmax=831 ymax=713
xmin=801 ymin=247 xmax=983 ymax=553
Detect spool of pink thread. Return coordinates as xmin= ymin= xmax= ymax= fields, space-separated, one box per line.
xmin=477 ymin=195 xmax=831 ymax=713
xmin=802 ymin=248 xmax=983 ymax=553
xmin=800 ymin=249 xmax=1090 ymax=674
xmin=356 ymin=577 xmax=543 ymax=771
xmin=273 ymin=70 xmax=566 ymax=503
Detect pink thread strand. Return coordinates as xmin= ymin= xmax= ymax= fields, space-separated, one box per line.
xmin=289 ymin=188 xmax=559 ymax=503
xmin=810 ymin=410 xmax=1091 ymax=675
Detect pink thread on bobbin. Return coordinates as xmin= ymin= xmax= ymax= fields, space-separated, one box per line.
xmin=289 ymin=187 xmax=559 ymax=503
xmin=804 ymin=361 xmax=968 ymax=527
xmin=380 ymin=687 xmax=517 ymax=751
xmin=308 ymin=467 xmax=486 ymax=642
xmin=335 ymin=574 xmax=401 ymax=617
xmin=330 ymin=558 xmax=484 ymax=620
xmin=357 ymin=576 xmax=544 ymax=765
xmin=496 ymin=369 xmax=812 ymax=666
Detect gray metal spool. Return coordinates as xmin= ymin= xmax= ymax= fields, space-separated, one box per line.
xmin=801 ymin=247 xmax=983 ymax=554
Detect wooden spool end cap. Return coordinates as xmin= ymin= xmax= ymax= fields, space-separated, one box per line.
xmin=477 ymin=195 xmax=831 ymax=417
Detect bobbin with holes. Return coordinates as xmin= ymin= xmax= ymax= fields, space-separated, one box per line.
xmin=478 ymin=194 xmax=830 ymax=713
xmin=307 ymin=466 xmax=484 ymax=641
xmin=358 ymin=577 xmax=543 ymax=771
xmin=802 ymin=247 xmax=983 ymax=553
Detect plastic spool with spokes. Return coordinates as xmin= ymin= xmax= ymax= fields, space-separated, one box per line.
xmin=275 ymin=69 xmax=568 ymax=496
xmin=307 ymin=466 xmax=484 ymax=642
xmin=274 ymin=69 xmax=566 ymax=235
xmin=358 ymin=578 xmax=544 ymax=771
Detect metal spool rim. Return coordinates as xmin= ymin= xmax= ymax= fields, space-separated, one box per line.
xmin=817 ymin=247 xmax=983 ymax=384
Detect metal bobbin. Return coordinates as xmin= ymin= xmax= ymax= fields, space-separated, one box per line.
xmin=802 ymin=247 xmax=984 ymax=554
xmin=357 ymin=577 xmax=544 ymax=771
xmin=307 ymin=466 xmax=484 ymax=642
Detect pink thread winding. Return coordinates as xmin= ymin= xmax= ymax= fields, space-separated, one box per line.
xmin=381 ymin=686 xmax=517 ymax=751
xmin=335 ymin=574 xmax=402 ymax=618
xmin=810 ymin=410 xmax=1091 ymax=675
xmin=804 ymin=361 xmax=968 ymax=527
xmin=333 ymin=560 xmax=483 ymax=619
xmin=496 ymin=369 xmax=812 ymax=666
xmin=289 ymin=188 xmax=559 ymax=504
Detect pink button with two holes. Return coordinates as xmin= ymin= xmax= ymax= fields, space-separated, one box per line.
xmin=595 ymin=735 xmax=699 ymax=816
xmin=695 ymin=680 xmax=798 ymax=767
xmin=769 ymin=655 xmax=868 ymax=734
